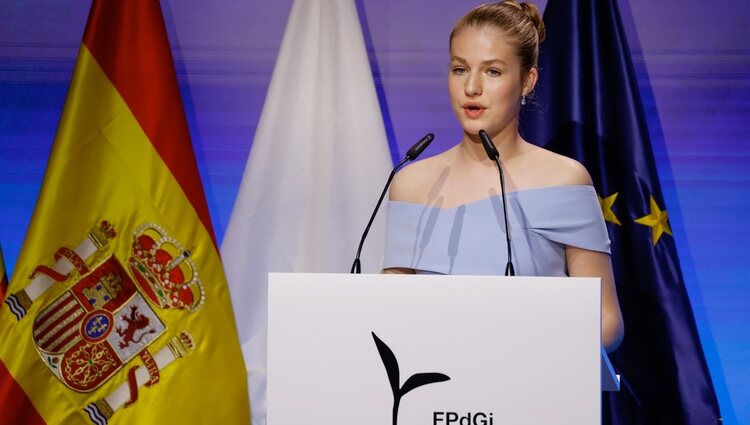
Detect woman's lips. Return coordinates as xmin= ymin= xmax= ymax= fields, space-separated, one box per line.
xmin=463 ymin=105 xmax=485 ymax=118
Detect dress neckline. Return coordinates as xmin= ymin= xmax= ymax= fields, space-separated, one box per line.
xmin=389 ymin=184 xmax=596 ymax=210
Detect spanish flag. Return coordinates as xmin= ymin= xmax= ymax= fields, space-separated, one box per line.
xmin=0 ymin=1 xmax=250 ymax=424
xmin=0 ymin=244 xmax=7 ymax=300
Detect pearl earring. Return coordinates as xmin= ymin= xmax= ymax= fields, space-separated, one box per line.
xmin=521 ymin=95 xmax=527 ymax=106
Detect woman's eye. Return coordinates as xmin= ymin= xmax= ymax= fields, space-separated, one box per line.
xmin=451 ymin=67 xmax=467 ymax=75
xmin=487 ymin=68 xmax=502 ymax=77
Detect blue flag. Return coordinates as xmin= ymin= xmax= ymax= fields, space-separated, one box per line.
xmin=520 ymin=0 xmax=721 ymax=423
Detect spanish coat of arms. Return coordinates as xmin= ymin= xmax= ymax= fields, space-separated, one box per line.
xmin=5 ymin=221 xmax=203 ymax=423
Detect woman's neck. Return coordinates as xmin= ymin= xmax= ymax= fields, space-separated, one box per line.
xmin=458 ymin=125 xmax=524 ymax=164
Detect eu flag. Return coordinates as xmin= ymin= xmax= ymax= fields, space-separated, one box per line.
xmin=520 ymin=0 xmax=722 ymax=423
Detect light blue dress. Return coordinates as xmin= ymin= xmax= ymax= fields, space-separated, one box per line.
xmin=383 ymin=185 xmax=610 ymax=276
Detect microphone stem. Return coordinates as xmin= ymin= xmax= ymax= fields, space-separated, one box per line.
xmin=493 ymin=158 xmax=515 ymax=276
xmin=351 ymin=157 xmax=409 ymax=274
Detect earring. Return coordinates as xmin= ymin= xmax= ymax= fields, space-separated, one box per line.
xmin=521 ymin=95 xmax=527 ymax=106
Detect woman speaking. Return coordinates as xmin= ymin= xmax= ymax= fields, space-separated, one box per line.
xmin=383 ymin=1 xmax=624 ymax=353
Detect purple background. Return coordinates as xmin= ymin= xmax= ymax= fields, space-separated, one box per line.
xmin=1 ymin=1 xmax=748 ymax=423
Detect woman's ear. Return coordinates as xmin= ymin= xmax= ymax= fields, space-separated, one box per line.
xmin=522 ymin=67 xmax=538 ymax=97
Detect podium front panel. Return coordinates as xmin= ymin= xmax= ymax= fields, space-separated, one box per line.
xmin=267 ymin=273 xmax=600 ymax=425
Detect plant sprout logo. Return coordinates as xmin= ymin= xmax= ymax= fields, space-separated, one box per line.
xmin=372 ymin=332 xmax=450 ymax=425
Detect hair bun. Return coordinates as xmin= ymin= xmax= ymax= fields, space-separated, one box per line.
xmin=518 ymin=2 xmax=546 ymax=43
xmin=451 ymin=1 xmax=546 ymax=72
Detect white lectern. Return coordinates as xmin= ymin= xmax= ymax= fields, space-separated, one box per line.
xmin=267 ymin=273 xmax=618 ymax=425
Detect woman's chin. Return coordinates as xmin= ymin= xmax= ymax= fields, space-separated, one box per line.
xmin=460 ymin=123 xmax=488 ymax=136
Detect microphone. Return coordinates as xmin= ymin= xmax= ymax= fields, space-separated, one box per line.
xmin=405 ymin=133 xmax=433 ymax=160
xmin=350 ymin=133 xmax=435 ymax=273
xmin=479 ymin=130 xmax=515 ymax=276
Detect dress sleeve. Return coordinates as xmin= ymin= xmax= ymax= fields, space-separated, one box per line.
xmin=516 ymin=185 xmax=611 ymax=254
xmin=382 ymin=201 xmax=420 ymax=270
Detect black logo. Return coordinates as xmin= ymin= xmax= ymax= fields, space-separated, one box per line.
xmin=372 ymin=332 xmax=451 ymax=425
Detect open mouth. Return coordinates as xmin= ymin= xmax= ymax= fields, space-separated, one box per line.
xmin=463 ymin=104 xmax=485 ymax=118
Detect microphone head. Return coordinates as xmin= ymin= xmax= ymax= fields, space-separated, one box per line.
xmin=478 ymin=130 xmax=499 ymax=161
xmin=405 ymin=133 xmax=434 ymax=161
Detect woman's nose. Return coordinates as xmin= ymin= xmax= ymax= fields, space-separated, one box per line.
xmin=465 ymin=72 xmax=482 ymax=97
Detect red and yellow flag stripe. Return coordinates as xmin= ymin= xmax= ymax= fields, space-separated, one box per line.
xmin=82 ymin=1 xmax=215 ymax=245
xmin=0 ymin=244 xmax=7 ymax=300
xmin=1 ymin=244 xmax=45 ymax=425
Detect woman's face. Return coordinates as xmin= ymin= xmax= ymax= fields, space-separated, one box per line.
xmin=448 ymin=25 xmax=533 ymax=138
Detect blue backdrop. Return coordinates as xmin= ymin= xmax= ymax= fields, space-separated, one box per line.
xmin=1 ymin=1 xmax=748 ymax=423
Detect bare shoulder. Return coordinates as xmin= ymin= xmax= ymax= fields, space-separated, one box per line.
xmin=525 ymin=144 xmax=593 ymax=187
xmin=390 ymin=150 xmax=452 ymax=204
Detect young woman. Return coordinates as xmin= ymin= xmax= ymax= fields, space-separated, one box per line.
xmin=383 ymin=1 xmax=624 ymax=352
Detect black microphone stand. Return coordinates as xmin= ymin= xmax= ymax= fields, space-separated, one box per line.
xmin=350 ymin=133 xmax=434 ymax=273
xmin=479 ymin=130 xmax=515 ymax=276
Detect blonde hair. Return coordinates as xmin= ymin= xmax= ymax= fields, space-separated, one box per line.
xmin=450 ymin=1 xmax=546 ymax=82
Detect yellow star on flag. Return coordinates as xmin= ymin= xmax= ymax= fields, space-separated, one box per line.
xmin=634 ymin=195 xmax=673 ymax=246
xmin=598 ymin=192 xmax=622 ymax=225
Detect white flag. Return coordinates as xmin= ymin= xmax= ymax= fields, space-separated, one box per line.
xmin=221 ymin=0 xmax=393 ymax=423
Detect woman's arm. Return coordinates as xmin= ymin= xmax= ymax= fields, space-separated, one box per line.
xmin=566 ymin=246 xmax=624 ymax=353
xmin=383 ymin=267 xmax=415 ymax=274
xmin=381 ymin=155 xmax=433 ymax=276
